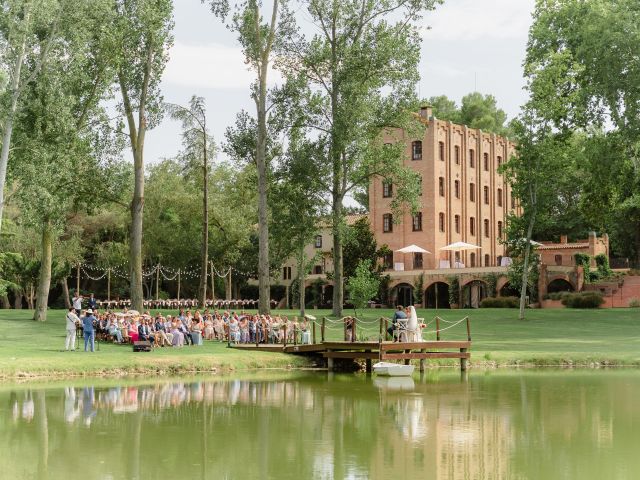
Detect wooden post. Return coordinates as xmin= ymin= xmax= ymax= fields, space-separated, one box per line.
xmin=76 ymin=264 xmax=80 ymax=294
xmin=343 ymin=317 xmax=347 ymax=341
xmin=107 ymin=268 xmax=111 ymax=302
xmin=384 ymin=318 xmax=389 ymax=340
xmin=321 ymin=318 xmax=326 ymax=342
xmin=327 ymin=355 xmax=334 ymax=371
xmin=466 ymin=316 xmax=471 ymax=341
xmin=404 ymin=349 xmax=411 ymax=366
xmin=256 ymin=323 xmax=260 ymax=347
xmin=379 ymin=317 xmax=383 ymax=338
xmin=293 ymin=324 xmax=297 ymax=345
xmin=365 ymin=350 xmax=372 ymax=373
xmin=460 ymin=348 xmax=468 ymax=371
xmin=177 ymin=269 xmax=181 ymax=301
xmin=419 ymin=348 xmax=426 ymax=372
xmin=352 ymin=317 xmax=357 ymax=342
xmin=436 ymin=316 xmax=441 ymax=341
xmin=283 ymin=324 xmax=287 ymax=347
xmin=155 ymin=264 xmax=160 ymax=301
xmin=312 ymin=320 xmax=317 ymax=344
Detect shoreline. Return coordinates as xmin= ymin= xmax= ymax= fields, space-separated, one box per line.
xmin=2 ymin=357 xmax=639 ymax=383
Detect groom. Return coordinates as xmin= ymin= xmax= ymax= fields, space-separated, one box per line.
xmin=387 ymin=305 xmax=407 ymax=340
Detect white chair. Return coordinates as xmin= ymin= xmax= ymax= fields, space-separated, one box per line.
xmin=395 ymin=319 xmax=409 ymax=342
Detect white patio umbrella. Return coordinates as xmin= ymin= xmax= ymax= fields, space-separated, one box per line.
xmin=439 ymin=241 xmax=480 ymax=251
xmin=396 ymin=244 xmax=432 ymax=254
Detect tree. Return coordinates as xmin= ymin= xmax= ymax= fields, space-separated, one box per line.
xmin=425 ymin=92 xmax=510 ymax=136
xmin=0 ymin=0 xmax=62 ymax=233
xmin=525 ymin=0 xmax=640 ymax=265
xmin=112 ymin=0 xmax=174 ymax=311
xmin=167 ymin=96 xmax=215 ymax=307
xmin=347 ymin=259 xmax=380 ymax=319
xmin=281 ymin=0 xmax=436 ymax=316
xmin=206 ymin=0 xmax=296 ymax=314
xmin=10 ymin=0 xmax=120 ymax=321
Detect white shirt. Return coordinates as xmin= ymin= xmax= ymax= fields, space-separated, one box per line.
xmin=66 ymin=312 xmax=79 ymax=330
xmin=72 ymin=297 xmax=82 ymax=310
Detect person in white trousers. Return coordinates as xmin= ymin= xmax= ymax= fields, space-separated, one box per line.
xmin=65 ymin=307 xmax=80 ymax=351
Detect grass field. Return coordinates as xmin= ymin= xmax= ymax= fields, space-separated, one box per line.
xmin=0 ymin=307 xmax=639 ymax=378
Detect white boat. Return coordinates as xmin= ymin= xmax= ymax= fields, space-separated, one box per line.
xmin=372 ymin=362 xmax=415 ymax=377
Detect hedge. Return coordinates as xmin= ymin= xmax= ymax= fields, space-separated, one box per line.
xmin=480 ymin=296 xmax=520 ymax=308
xmin=560 ymin=292 xmax=605 ymax=308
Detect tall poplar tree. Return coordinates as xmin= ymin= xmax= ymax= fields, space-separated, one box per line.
xmin=112 ymin=0 xmax=173 ymax=312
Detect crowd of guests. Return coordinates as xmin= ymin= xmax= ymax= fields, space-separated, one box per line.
xmin=64 ymin=305 xmax=314 ymax=352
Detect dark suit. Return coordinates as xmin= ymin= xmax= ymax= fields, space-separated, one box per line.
xmin=138 ymin=324 xmax=153 ymax=342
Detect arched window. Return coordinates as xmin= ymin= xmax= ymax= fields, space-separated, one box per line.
xmin=484 ymin=152 xmax=489 ymax=171
xmin=382 ymin=181 xmax=392 ymax=198
xmin=555 ymin=254 xmax=563 ymax=265
xmin=439 ymin=213 xmax=445 ymax=232
xmin=469 ymin=183 xmax=476 ymax=202
xmin=412 ymin=141 xmax=422 ymax=160
xmin=469 ymin=217 xmax=476 ymax=236
xmin=454 ymin=215 xmax=460 ymax=233
xmin=470 ymin=252 xmax=476 ymax=267
xmin=498 ymin=221 xmax=503 ymax=238
xmin=484 ymin=254 xmax=491 ymax=266
xmin=454 ymin=180 xmax=460 ymax=198
xmin=484 ymin=186 xmax=489 ymax=204
xmin=439 ymin=141 xmax=445 ymax=161
xmin=439 ymin=177 xmax=445 ymax=196
xmin=497 ymin=188 xmax=503 ymax=206
xmin=412 ymin=212 xmax=422 ymax=231
xmin=455 ymin=145 xmax=460 ymax=164
xmin=469 ymin=149 xmax=475 ymax=168
xmin=484 ymin=219 xmax=490 ymax=237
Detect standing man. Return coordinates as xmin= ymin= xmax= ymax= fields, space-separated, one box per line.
xmin=65 ymin=307 xmax=80 ymax=351
xmin=82 ymin=309 xmax=96 ymax=352
xmin=72 ymin=292 xmax=83 ymax=317
xmin=88 ymin=293 xmax=97 ymax=311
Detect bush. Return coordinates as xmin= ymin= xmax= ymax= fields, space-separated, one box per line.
xmin=480 ymin=296 xmax=519 ymax=308
xmin=629 ymin=298 xmax=640 ymax=308
xmin=547 ymin=291 xmax=572 ymax=301
xmin=560 ymin=292 xmax=604 ymax=308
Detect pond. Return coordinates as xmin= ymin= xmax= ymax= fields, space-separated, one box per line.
xmin=1 ymin=370 xmax=639 ymax=479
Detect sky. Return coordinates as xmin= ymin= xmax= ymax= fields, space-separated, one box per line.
xmin=144 ymin=0 xmax=536 ymax=165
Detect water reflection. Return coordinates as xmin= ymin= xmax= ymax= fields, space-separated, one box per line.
xmin=2 ymin=371 xmax=640 ymax=480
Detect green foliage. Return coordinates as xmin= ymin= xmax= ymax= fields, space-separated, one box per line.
xmin=629 ymin=298 xmax=640 ymax=308
xmin=561 ymin=291 xmax=605 ymax=309
xmin=413 ymin=274 xmax=424 ymax=305
xmin=347 ymin=260 xmax=380 ymax=316
xmin=448 ymin=276 xmax=460 ymax=306
xmin=483 ymin=273 xmax=500 ymax=298
xmin=595 ymin=254 xmax=613 ymax=279
xmin=480 ymin=296 xmax=519 ymax=308
xmin=424 ymin=92 xmax=511 ymax=136
xmin=574 ymin=253 xmax=595 ymax=283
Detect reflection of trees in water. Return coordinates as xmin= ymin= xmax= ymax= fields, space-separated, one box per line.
xmin=1 ymin=373 xmax=640 ymax=479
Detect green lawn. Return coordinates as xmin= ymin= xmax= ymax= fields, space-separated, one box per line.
xmin=0 ymin=307 xmax=639 ymax=378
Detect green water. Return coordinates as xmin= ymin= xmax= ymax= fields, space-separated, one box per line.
xmin=1 ymin=370 xmax=639 ymax=480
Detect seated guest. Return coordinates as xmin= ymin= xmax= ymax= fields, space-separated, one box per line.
xmin=178 ymin=320 xmax=193 ymax=346
xmin=203 ymin=314 xmax=214 ymax=340
xmin=107 ymin=316 xmax=123 ymax=343
xmin=154 ymin=315 xmax=173 ymax=347
xmin=169 ymin=316 xmax=184 ymax=347
xmin=300 ymin=317 xmax=311 ymax=344
xmin=387 ymin=305 xmax=407 ymax=340
xmin=138 ymin=318 xmax=154 ymax=343
xmin=128 ymin=318 xmax=139 ymax=343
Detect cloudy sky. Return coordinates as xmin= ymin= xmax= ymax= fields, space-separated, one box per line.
xmin=144 ymin=0 xmax=536 ymax=165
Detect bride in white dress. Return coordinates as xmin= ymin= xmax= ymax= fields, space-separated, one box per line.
xmin=406 ymin=306 xmax=422 ymax=342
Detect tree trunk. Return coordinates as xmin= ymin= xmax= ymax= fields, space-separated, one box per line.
xmin=14 ymin=291 xmax=23 ymax=309
xmin=256 ymin=64 xmax=271 ymax=314
xmin=519 ymin=212 xmax=536 ymax=321
xmin=198 ymin=125 xmax=209 ymax=307
xmin=129 ymin=147 xmax=144 ymax=312
xmin=60 ymin=277 xmax=71 ymax=309
xmin=0 ymin=36 xmax=26 ymax=234
xmin=1 ymin=293 xmax=10 ymax=309
xmin=331 ymin=196 xmax=344 ymax=317
xmin=34 ymin=220 xmax=53 ymax=322
xmin=298 ymin=244 xmax=306 ymax=318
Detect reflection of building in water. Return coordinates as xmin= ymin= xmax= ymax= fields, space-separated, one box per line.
xmin=370 ymin=383 xmax=513 ymax=480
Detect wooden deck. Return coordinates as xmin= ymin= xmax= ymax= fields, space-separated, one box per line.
xmin=230 ymin=340 xmax=471 ymax=372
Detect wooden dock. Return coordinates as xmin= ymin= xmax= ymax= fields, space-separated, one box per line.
xmin=231 ymin=339 xmax=471 ymax=372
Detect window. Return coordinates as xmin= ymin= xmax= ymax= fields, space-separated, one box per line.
xmin=469 ymin=183 xmax=476 ymax=202
xmin=413 ymin=253 xmax=423 ymax=269
xmin=498 ymin=221 xmax=503 ymax=238
xmin=439 ymin=213 xmax=445 ymax=232
xmin=484 ymin=152 xmax=489 ymax=171
xmin=439 ymin=177 xmax=445 ymax=197
xmin=454 ymin=180 xmax=460 ymax=199
xmin=382 ymin=181 xmax=393 ymax=198
xmin=497 ymin=188 xmax=503 ymax=207
xmin=313 ymin=265 xmax=323 ymax=275
xmin=454 ymin=215 xmax=460 ymax=233
xmin=383 ymin=252 xmax=393 ymax=269
xmin=484 ymin=186 xmax=489 ymax=204
xmin=470 ymin=253 xmax=476 ymax=267
xmin=497 ymin=156 xmax=502 ymax=168
xmin=484 ymin=219 xmax=490 ymax=238
xmin=497 ymin=255 xmax=503 ymax=266
xmin=314 ymin=235 xmax=323 ymax=248
xmin=282 ymin=266 xmax=292 ymax=280
xmin=469 ymin=217 xmax=476 ymax=236
xmin=439 ymin=141 xmax=445 ymax=161
xmin=383 ymin=213 xmax=393 ymax=233
xmin=469 ymin=149 xmax=475 ymax=168
xmin=511 ymin=192 xmax=515 ymax=209
xmin=555 ymin=254 xmax=563 ymax=266
xmin=484 ymin=254 xmax=490 ymax=267
xmin=412 ymin=141 xmax=422 ymax=160
xmin=412 ymin=212 xmax=422 ymax=231
xmin=454 ymin=145 xmax=460 ymax=165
